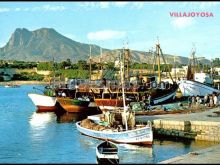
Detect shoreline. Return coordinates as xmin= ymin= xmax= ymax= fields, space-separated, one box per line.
xmin=0 ymin=80 xmax=49 ymax=85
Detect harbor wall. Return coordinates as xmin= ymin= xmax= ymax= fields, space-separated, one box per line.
xmin=153 ymin=119 xmax=220 ymax=142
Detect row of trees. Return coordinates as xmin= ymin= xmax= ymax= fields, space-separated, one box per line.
xmin=0 ymin=58 xmax=219 ymax=80
xmin=1 ymin=58 xmax=220 ymax=70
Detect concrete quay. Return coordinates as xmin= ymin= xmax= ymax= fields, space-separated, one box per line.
xmin=135 ymin=106 xmax=220 ymax=164
xmin=137 ymin=106 xmax=220 ymax=142
xmin=158 ymin=144 xmax=220 ymax=164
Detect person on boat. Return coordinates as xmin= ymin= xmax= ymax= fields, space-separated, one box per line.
xmin=147 ymin=94 xmax=152 ymax=106
xmin=61 ymin=92 xmax=66 ymax=97
xmin=101 ymin=78 xmax=107 ymax=87
xmin=178 ymin=102 xmax=183 ymax=107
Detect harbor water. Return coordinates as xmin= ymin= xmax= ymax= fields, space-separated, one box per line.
xmin=0 ymin=85 xmax=217 ymax=163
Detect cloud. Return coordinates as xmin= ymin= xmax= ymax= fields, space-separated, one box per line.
xmin=42 ymin=5 xmax=66 ymax=11
xmin=64 ymin=34 xmax=77 ymax=40
xmin=131 ymin=2 xmax=144 ymax=9
xmin=0 ymin=42 xmax=6 ymax=47
xmin=114 ymin=2 xmax=129 ymax=7
xmin=15 ymin=8 xmax=21 ymax=11
xmin=0 ymin=8 xmax=10 ymax=12
xmin=99 ymin=2 xmax=110 ymax=8
xmin=87 ymin=30 xmax=126 ymax=41
xmin=10 ymin=5 xmax=67 ymax=12
xmin=171 ymin=17 xmax=194 ymax=29
xmin=181 ymin=2 xmax=220 ymax=9
xmin=199 ymin=2 xmax=220 ymax=9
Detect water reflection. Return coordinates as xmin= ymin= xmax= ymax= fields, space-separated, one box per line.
xmin=55 ymin=107 xmax=101 ymax=123
xmin=29 ymin=112 xmax=55 ymax=129
xmin=29 ymin=111 xmax=56 ymax=144
xmin=117 ymin=143 xmax=154 ymax=163
xmin=56 ymin=112 xmax=88 ymax=123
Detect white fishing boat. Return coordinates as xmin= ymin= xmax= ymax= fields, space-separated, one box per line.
xmin=178 ymin=78 xmax=219 ymax=97
xmin=178 ymin=47 xmax=219 ymax=96
xmin=76 ymin=51 xmax=153 ymax=146
xmin=96 ymin=141 xmax=119 ymax=164
xmin=28 ymin=93 xmax=57 ymax=112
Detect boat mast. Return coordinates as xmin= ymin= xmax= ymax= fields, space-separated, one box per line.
xmin=156 ymin=41 xmax=161 ymax=83
xmin=120 ymin=50 xmax=128 ymax=131
xmin=125 ymin=41 xmax=130 ymax=81
xmin=89 ymin=45 xmax=92 ymax=82
xmin=100 ymin=47 xmax=103 ymax=78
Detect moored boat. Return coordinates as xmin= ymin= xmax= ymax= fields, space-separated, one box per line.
xmin=96 ymin=141 xmax=119 ymax=164
xmin=28 ymin=93 xmax=57 ymax=112
xmin=56 ymin=97 xmax=91 ymax=113
xmin=178 ymin=78 xmax=219 ymax=97
xmin=76 ymin=51 xmax=153 ymax=146
xmin=76 ymin=118 xmax=153 ymax=145
xmin=178 ymin=47 xmax=219 ymax=96
xmin=4 ymin=84 xmax=20 ymax=88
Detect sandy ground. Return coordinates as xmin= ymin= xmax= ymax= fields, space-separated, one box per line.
xmin=0 ymin=80 xmax=49 ymax=85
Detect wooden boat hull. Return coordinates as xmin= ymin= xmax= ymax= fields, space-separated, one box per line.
xmin=76 ymin=121 xmax=153 ymax=145
xmin=95 ymin=99 xmax=130 ymax=111
xmin=57 ymin=97 xmax=90 ymax=112
xmin=96 ymin=156 xmax=119 ymax=164
xmin=178 ymin=80 xmax=219 ymax=96
xmin=36 ymin=106 xmax=57 ymax=112
xmin=151 ymin=84 xmax=179 ymax=105
xmin=96 ymin=141 xmax=119 ymax=164
xmin=28 ymin=93 xmax=57 ymax=112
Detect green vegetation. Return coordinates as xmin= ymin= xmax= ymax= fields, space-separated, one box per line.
xmin=0 ymin=57 xmax=219 ymax=81
xmin=0 ymin=60 xmax=37 ymax=69
xmin=12 ymin=72 xmax=44 ymax=81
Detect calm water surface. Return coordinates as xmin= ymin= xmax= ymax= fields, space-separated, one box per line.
xmin=0 ymin=85 xmax=217 ymax=163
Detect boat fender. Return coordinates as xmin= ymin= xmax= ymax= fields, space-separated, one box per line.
xmin=151 ymin=81 xmax=157 ymax=89
xmin=160 ymin=82 xmax=165 ymax=89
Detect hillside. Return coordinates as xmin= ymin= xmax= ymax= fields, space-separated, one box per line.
xmin=0 ymin=27 xmax=211 ymax=65
xmin=0 ymin=28 xmax=108 ymax=62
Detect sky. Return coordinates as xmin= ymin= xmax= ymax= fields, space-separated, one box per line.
xmin=0 ymin=1 xmax=220 ymax=60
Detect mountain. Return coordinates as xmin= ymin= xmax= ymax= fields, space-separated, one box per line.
xmin=0 ymin=28 xmax=211 ymax=65
xmin=0 ymin=28 xmax=108 ymax=62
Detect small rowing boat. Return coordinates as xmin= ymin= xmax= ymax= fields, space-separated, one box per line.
xmin=96 ymin=141 xmax=119 ymax=164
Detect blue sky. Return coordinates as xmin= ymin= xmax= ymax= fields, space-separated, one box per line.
xmin=0 ymin=1 xmax=220 ymax=60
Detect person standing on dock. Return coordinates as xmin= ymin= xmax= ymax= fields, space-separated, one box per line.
xmin=188 ymin=96 xmax=192 ymax=108
xmin=204 ymin=94 xmax=209 ymax=107
xmin=196 ymin=95 xmax=201 ymax=109
xmin=191 ymin=96 xmax=196 ymax=108
xmin=213 ymin=93 xmax=218 ymax=107
xmin=209 ymin=94 xmax=214 ymax=107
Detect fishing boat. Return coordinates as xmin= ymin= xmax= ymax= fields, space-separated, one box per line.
xmin=178 ymin=47 xmax=219 ymax=96
xmin=4 ymin=83 xmax=20 ymax=88
xmin=76 ymin=51 xmax=153 ymax=146
xmin=28 ymin=93 xmax=57 ymax=112
xmin=92 ymin=43 xmax=179 ymax=111
xmin=56 ymin=97 xmax=91 ymax=112
xmin=96 ymin=141 xmax=119 ymax=164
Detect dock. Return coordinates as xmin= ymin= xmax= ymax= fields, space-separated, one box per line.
xmin=158 ymin=144 xmax=220 ymax=164
xmin=136 ymin=106 xmax=220 ymax=164
xmin=136 ymin=106 xmax=220 ymax=142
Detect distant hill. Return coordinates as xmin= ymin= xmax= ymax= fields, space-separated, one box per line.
xmin=0 ymin=27 xmax=211 ymax=65
xmin=0 ymin=28 xmax=109 ymax=62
